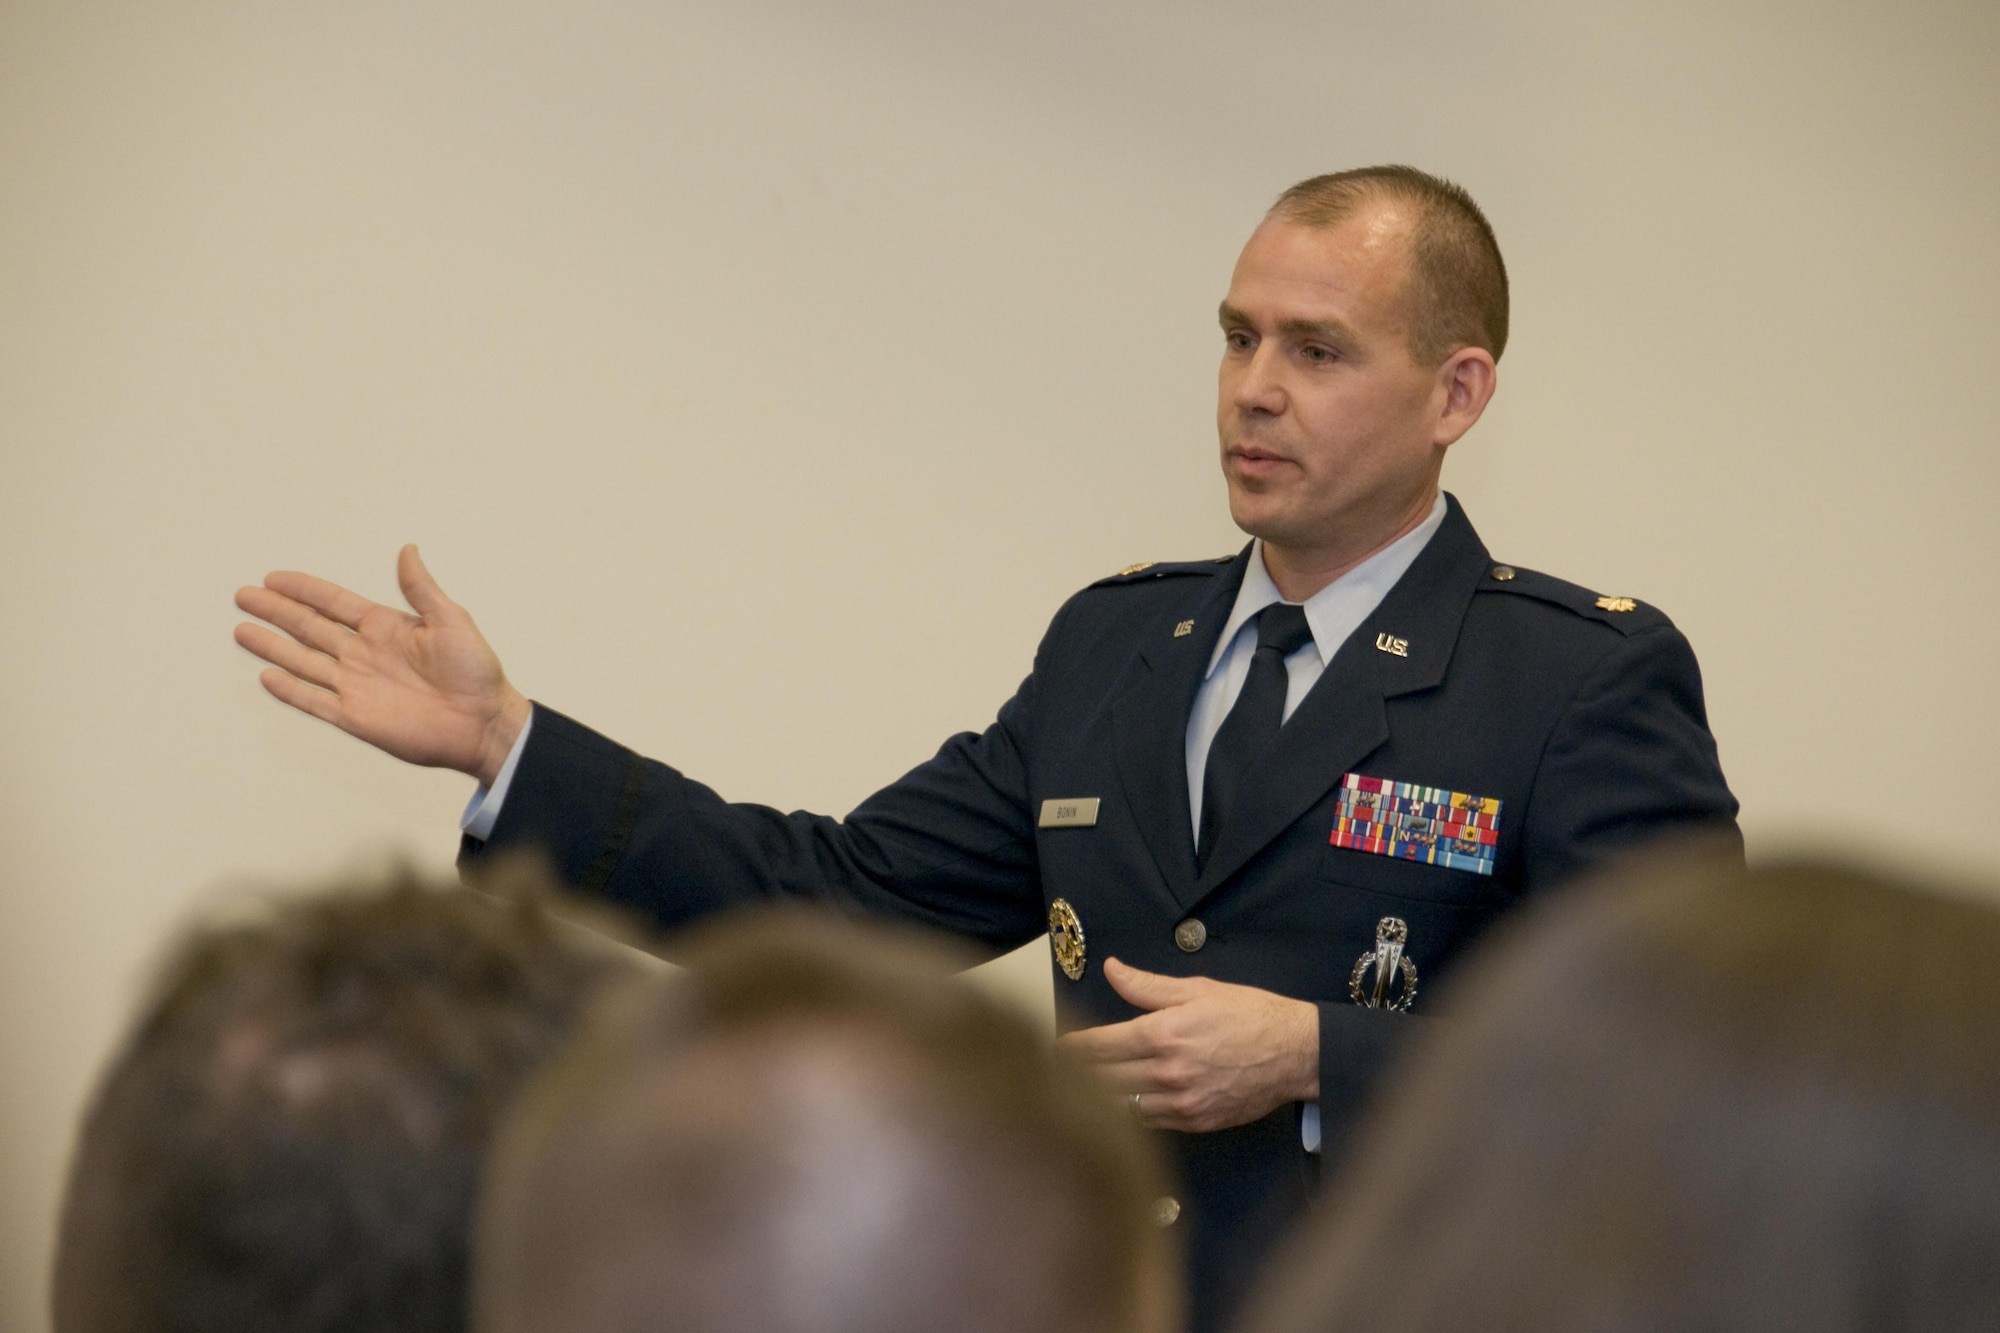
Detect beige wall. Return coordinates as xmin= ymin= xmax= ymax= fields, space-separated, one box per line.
xmin=3 ymin=0 xmax=1996 ymax=1325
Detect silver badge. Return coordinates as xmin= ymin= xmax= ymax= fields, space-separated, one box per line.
xmin=1350 ymin=916 xmax=1418 ymax=1011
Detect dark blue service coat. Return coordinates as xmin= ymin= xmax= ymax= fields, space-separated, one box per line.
xmin=463 ymin=494 xmax=1739 ymax=1331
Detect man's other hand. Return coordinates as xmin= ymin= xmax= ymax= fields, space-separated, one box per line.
xmin=1057 ymin=958 xmax=1319 ymax=1133
xmin=234 ymin=545 xmax=529 ymax=786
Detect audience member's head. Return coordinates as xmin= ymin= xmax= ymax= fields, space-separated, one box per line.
xmin=1242 ymin=855 xmax=2000 ymax=1333
xmin=54 ymin=861 xmax=632 ymax=1333
xmin=475 ymin=912 xmax=1176 ymax=1333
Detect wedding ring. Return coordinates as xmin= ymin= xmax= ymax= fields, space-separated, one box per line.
xmin=1129 ymin=1092 xmax=1143 ymax=1119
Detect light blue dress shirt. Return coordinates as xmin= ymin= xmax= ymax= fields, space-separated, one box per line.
xmin=1185 ymin=493 xmax=1448 ymax=836
xmin=462 ymin=492 xmax=1450 ymax=1149
xmin=461 ymin=712 xmax=531 ymax=840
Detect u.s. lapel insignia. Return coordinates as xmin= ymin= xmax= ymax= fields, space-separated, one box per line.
xmin=1350 ymin=917 xmax=1418 ymax=1010
xmin=1331 ymin=772 xmax=1501 ymax=876
xmin=1595 ymin=595 xmax=1637 ymax=612
xmin=1374 ymin=632 xmax=1409 ymax=657
xmin=1173 ymin=619 xmax=1195 ymax=638
xmin=1048 ymin=899 xmax=1087 ymax=981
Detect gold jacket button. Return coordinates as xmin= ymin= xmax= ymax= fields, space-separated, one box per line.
xmin=1491 ymin=564 xmax=1516 ymax=581
xmin=1152 ymin=1196 xmax=1182 ymax=1228
xmin=1174 ymin=919 xmax=1207 ymax=953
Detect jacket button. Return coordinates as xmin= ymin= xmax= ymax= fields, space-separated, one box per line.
xmin=1174 ymin=919 xmax=1207 ymax=952
xmin=1491 ymin=564 xmax=1516 ymax=581
xmin=1152 ymin=1196 xmax=1182 ymax=1227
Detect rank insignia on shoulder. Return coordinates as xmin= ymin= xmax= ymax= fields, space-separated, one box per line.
xmin=1331 ymin=772 xmax=1500 ymax=876
xmin=1116 ymin=561 xmax=1156 ymax=576
xmin=1595 ymin=595 xmax=1637 ymax=612
xmin=1048 ymin=899 xmax=1087 ymax=981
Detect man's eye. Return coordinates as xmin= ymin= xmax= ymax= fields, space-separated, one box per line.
xmin=1301 ymin=344 xmax=1336 ymax=364
xmin=1225 ymin=330 xmax=1255 ymax=352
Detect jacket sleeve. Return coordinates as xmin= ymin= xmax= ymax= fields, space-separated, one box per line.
xmin=460 ymin=675 xmax=1049 ymax=954
xmin=1314 ymin=1002 xmax=1435 ymax=1143
xmin=1520 ymin=622 xmax=1742 ymax=892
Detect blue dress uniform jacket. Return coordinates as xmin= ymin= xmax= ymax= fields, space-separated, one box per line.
xmin=462 ymin=494 xmax=1739 ymax=1332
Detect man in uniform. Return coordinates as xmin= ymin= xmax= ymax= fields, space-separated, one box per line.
xmin=234 ymin=165 xmax=1738 ymax=1331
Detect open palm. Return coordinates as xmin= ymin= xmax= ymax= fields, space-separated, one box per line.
xmin=233 ymin=545 xmax=529 ymax=785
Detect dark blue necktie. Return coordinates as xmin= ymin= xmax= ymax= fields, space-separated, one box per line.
xmin=1197 ymin=602 xmax=1315 ymax=869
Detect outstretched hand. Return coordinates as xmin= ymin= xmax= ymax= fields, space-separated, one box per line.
xmin=234 ymin=545 xmax=530 ymax=786
xmin=1058 ymin=958 xmax=1320 ymax=1134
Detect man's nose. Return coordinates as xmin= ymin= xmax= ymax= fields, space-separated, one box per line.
xmin=1233 ymin=345 xmax=1287 ymax=416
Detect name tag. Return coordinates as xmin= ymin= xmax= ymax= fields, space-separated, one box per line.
xmin=1038 ymin=798 xmax=1101 ymax=829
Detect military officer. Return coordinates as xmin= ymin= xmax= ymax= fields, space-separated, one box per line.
xmin=234 ymin=166 xmax=1739 ymax=1332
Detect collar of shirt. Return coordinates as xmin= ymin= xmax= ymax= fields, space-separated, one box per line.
xmin=1204 ymin=491 xmax=1450 ymax=679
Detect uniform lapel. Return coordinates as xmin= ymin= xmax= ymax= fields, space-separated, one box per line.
xmin=1111 ymin=546 xmax=1252 ymax=912
xmin=1191 ymin=496 xmax=1493 ymax=900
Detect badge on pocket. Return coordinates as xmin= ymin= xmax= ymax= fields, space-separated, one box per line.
xmin=1350 ymin=916 xmax=1418 ymax=1010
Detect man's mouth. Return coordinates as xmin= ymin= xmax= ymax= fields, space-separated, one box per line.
xmin=1227 ymin=445 xmax=1293 ymax=479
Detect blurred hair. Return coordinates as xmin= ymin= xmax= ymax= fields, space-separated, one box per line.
xmin=53 ymin=859 xmax=633 ymax=1333
xmin=1240 ymin=854 xmax=2000 ymax=1333
xmin=1270 ymin=165 xmax=1508 ymax=365
xmin=475 ymin=910 xmax=1175 ymax=1333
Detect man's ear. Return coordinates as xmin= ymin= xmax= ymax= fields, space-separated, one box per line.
xmin=1433 ymin=347 xmax=1498 ymax=448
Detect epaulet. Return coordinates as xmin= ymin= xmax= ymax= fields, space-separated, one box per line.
xmin=1476 ymin=562 xmax=1671 ymax=634
xmin=1086 ymin=555 xmax=1236 ymax=589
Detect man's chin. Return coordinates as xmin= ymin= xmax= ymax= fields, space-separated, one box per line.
xmin=1224 ymin=493 xmax=1298 ymax=547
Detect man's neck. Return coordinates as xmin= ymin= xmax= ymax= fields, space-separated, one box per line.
xmin=1259 ymin=491 xmax=1440 ymax=602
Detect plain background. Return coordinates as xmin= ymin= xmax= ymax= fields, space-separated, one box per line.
xmin=2 ymin=0 xmax=1996 ymax=1325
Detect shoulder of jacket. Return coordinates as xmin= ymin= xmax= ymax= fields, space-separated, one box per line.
xmin=1084 ymin=555 xmax=1237 ymax=590
xmin=1475 ymin=561 xmax=1674 ymax=635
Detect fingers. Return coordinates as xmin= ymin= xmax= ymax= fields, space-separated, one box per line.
xmin=1103 ymin=957 xmax=1203 ymax=1012
xmin=1120 ymin=1077 xmax=1209 ymax=1133
xmin=396 ymin=544 xmax=455 ymax=619
xmin=1085 ymin=1058 xmax=1168 ymax=1096
xmin=1059 ymin=962 xmax=1209 ymax=1061
xmin=1131 ymin=1089 xmax=1214 ymax=1134
xmin=1058 ymin=1015 xmax=1157 ymax=1064
xmin=234 ymin=623 xmax=341 ymax=690
xmin=261 ymin=570 xmax=382 ymax=631
xmin=235 ymin=585 xmax=353 ymax=657
xmin=257 ymin=667 xmax=342 ymax=726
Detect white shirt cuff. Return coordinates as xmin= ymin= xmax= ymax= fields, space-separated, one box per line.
xmin=1301 ymin=1101 xmax=1322 ymax=1154
xmin=459 ymin=710 xmax=535 ymax=841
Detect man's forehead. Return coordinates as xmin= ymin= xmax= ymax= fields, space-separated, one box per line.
xmin=1225 ymin=211 xmax=1413 ymax=327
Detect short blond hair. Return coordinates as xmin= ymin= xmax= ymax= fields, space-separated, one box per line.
xmin=1271 ymin=165 xmax=1509 ymax=365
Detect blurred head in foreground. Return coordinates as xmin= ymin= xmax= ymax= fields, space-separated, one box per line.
xmin=54 ymin=861 xmax=631 ymax=1333
xmin=1241 ymin=856 xmax=2000 ymax=1333
xmin=475 ymin=912 xmax=1176 ymax=1333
